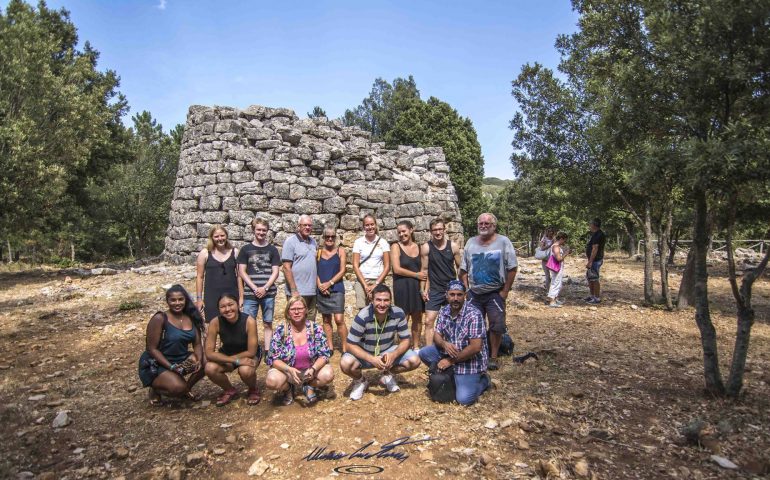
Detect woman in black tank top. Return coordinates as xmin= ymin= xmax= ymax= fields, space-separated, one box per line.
xmin=204 ymin=294 xmax=262 ymax=406
xmin=391 ymin=220 xmax=427 ymax=348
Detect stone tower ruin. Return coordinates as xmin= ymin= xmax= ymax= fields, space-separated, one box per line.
xmin=163 ymin=105 xmax=464 ymax=264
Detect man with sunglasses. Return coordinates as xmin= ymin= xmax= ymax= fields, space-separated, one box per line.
xmin=460 ymin=213 xmax=518 ymax=371
xmin=281 ymin=214 xmax=318 ymax=321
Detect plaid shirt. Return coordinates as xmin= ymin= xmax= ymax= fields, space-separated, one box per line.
xmin=435 ymin=302 xmax=488 ymax=375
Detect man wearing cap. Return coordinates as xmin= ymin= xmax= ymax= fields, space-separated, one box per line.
xmin=418 ymin=280 xmax=490 ymax=405
xmin=460 ymin=212 xmax=518 ymax=371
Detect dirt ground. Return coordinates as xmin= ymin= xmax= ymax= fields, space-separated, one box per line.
xmin=0 ymin=253 xmax=768 ymax=480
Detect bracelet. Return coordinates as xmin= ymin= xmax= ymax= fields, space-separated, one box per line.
xmin=233 ymin=358 xmax=240 ymax=367
xmin=169 ymin=363 xmax=178 ymax=371
xmin=195 ymin=295 xmax=202 ymax=300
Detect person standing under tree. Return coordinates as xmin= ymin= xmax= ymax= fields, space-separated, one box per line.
xmin=585 ymin=218 xmax=606 ymax=304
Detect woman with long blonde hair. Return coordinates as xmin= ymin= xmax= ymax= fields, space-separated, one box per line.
xmin=195 ymin=225 xmax=242 ymax=323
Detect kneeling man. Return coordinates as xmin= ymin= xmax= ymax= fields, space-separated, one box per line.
xmin=418 ymin=280 xmax=490 ymax=406
xmin=340 ymin=283 xmax=421 ymax=400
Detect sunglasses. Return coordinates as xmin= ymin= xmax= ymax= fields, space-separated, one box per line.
xmin=324 ymin=235 xmax=336 ymax=239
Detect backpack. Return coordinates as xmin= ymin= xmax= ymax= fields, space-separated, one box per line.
xmin=488 ymin=333 xmax=515 ymax=356
xmin=427 ymin=361 xmax=456 ymax=403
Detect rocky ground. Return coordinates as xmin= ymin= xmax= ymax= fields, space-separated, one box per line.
xmin=0 ymin=254 xmax=768 ymax=479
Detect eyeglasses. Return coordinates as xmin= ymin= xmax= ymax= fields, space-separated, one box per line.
xmin=299 ymin=224 xmax=312 ymax=228
xmin=324 ymin=235 xmax=336 ymax=239
xmin=477 ymin=222 xmax=494 ymax=226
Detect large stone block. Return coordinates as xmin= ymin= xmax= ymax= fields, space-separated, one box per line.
xmin=202 ymin=211 xmax=228 ymax=224
xmin=294 ymin=199 xmax=323 ymax=214
xmin=307 ymin=186 xmax=335 ymax=200
xmin=323 ymin=196 xmax=347 ymax=213
xmin=269 ymin=199 xmax=294 ymax=213
xmin=289 ymin=184 xmax=307 ymax=200
xmin=340 ymin=215 xmax=360 ymax=230
xmin=199 ymin=195 xmax=221 ymax=210
xmin=241 ymin=195 xmax=268 ymax=210
xmin=229 ymin=210 xmax=254 ymax=226
xmin=222 ymin=196 xmax=240 ymax=210
xmin=234 ymin=181 xmax=262 ymax=195
xmin=396 ymin=203 xmax=424 ymax=217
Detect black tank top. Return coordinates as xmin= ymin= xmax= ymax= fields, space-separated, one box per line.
xmin=218 ymin=312 xmax=249 ymax=356
xmin=428 ymin=240 xmax=456 ymax=292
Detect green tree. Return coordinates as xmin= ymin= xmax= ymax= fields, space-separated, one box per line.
xmin=92 ymin=112 xmax=182 ymax=258
xmin=307 ymin=106 xmax=327 ymax=118
xmin=0 ymin=0 xmax=126 ymax=250
xmin=344 ymin=77 xmax=485 ymax=232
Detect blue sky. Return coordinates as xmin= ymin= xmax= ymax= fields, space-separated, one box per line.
xmin=42 ymin=0 xmax=578 ymax=179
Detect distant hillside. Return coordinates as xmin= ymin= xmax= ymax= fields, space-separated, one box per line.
xmin=482 ymin=177 xmax=513 ymax=198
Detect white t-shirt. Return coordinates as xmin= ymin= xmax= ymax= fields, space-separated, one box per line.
xmin=353 ymin=236 xmax=390 ymax=280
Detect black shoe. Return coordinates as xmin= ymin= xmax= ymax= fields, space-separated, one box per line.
xmin=488 ymin=358 xmax=499 ymax=371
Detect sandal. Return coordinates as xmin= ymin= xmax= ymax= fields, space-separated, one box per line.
xmin=148 ymin=388 xmax=164 ymax=406
xmin=216 ymin=388 xmax=238 ymax=407
xmin=185 ymin=391 xmax=200 ymax=402
xmin=247 ymin=387 xmax=261 ymax=405
xmin=281 ymin=385 xmax=295 ymax=406
xmin=302 ymin=384 xmax=318 ymax=404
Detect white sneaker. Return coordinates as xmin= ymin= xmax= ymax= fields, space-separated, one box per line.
xmin=349 ymin=378 xmax=369 ymax=400
xmin=379 ymin=374 xmax=400 ymax=393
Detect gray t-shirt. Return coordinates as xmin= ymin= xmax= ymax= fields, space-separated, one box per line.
xmin=460 ymin=234 xmax=519 ymax=294
xmin=281 ymin=233 xmax=318 ymax=296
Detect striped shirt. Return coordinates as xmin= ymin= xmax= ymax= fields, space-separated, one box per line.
xmin=436 ymin=302 xmax=488 ymax=375
xmin=347 ymin=305 xmax=410 ymax=355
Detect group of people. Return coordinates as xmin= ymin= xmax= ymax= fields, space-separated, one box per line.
xmin=139 ymin=211 xmax=524 ymax=406
xmin=538 ymin=218 xmax=606 ymax=307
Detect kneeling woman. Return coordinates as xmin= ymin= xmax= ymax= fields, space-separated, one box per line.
xmin=138 ymin=285 xmax=204 ymax=405
xmin=204 ymin=294 xmax=262 ymax=406
xmin=266 ymin=296 xmax=334 ymax=405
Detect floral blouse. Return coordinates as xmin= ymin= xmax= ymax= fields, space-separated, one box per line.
xmin=267 ymin=321 xmax=331 ymax=367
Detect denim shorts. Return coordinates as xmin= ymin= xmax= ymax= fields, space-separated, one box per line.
xmin=242 ymin=296 xmax=275 ymax=324
xmin=587 ymin=260 xmax=603 ymax=281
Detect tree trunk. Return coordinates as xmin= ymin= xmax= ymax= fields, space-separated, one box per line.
xmin=724 ymin=203 xmax=770 ymax=397
xmin=6 ymin=239 xmax=12 ymax=264
xmin=692 ymin=189 xmax=725 ymax=395
xmin=658 ymin=204 xmax=674 ymax=310
xmin=677 ymin=249 xmax=696 ymax=309
xmin=623 ymin=219 xmax=637 ymax=257
xmin=642 ymin=202 xmax=655 ymax=304
xmin=70 ymin=243 xmax=75 ymax=263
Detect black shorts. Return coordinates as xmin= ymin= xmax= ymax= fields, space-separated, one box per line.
xmin=425 ymin=289 xmax=447 ymax=312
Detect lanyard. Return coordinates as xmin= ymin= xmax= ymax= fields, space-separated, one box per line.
xmin=373 ymin=312 xmax=389 ymax=356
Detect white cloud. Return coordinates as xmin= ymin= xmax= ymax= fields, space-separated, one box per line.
xmin=156 ymin=0 xmax=167 ymax=10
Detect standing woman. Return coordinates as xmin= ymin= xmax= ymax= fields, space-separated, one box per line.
xmin=390 ymin=220 xmax=426 ymax=349
xmin=547 ymin=232 xmax=570 ymax=307
xmin=265 ymin=296 xmax=334 ymax=405
xmin=196 ymin=225 xmax=242 ymax=324
xmin=138 ymin=285 xmax=204 ymax=405
xmin=316 ymin=226 xmax=348 ymax=353
xmin=204 ymin=294 xmax=262 ymax=406
xmin=539 ymin=226 xmax=556 ymax=294
xmin=352 ymin=215 xmax=390 ymax=310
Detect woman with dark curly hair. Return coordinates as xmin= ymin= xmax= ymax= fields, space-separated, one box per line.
xmin=138 ymin=285 xmax=204 ymax=405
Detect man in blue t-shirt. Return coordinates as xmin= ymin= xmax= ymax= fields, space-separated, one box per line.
xmin=281 ymin=214 xmax=318 ymax=321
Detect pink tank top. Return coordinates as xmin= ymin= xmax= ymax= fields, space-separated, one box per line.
xmin=294 ymin=342 xmax=312 ymax=370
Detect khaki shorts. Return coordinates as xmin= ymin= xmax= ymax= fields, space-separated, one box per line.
xmin=354 ymin=279 xmax=378 ymax=310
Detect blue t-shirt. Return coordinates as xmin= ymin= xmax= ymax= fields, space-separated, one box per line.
xmin=281 ymin=233 xmax=317 ymax=296
xmin=460 ymin=234 xmax=518 ymax=294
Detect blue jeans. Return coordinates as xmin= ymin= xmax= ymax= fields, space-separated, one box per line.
xmin=418 ymin=345 xmax=490 ymax=406
xmin=242 ymin=296 xmax=275 ymax=324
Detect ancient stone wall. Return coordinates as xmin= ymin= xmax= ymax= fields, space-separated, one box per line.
xmin=164 ymin=104 xmax=464 ymax=264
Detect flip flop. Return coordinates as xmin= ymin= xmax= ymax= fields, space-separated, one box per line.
xmin=302 ymin=385 xmax=318 ymax=404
